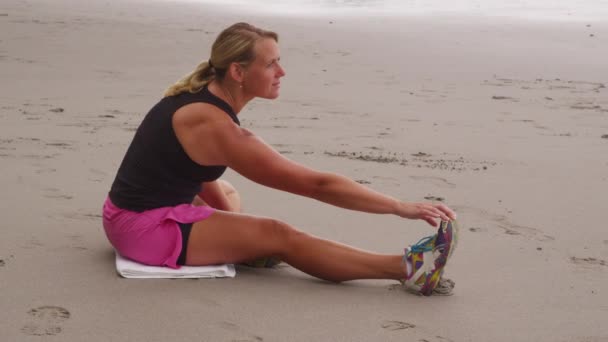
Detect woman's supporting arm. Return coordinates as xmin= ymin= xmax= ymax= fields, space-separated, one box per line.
xmin=198 ymin=180 xmax=233 ymax=212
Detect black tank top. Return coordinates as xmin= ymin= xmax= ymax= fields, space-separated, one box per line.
xmin=108 ymin=85 xmax=240 ymax=212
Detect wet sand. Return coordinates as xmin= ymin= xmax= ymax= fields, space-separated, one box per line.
xmin=1 ymin=0 xmax=607 ymax=340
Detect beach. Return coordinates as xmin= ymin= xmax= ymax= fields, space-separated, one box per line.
xmin=1 ymin=0 xmax=607 ymax=340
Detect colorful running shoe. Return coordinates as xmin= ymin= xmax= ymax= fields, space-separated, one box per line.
xmin=401 ymin=220 xmax=458 ymax=296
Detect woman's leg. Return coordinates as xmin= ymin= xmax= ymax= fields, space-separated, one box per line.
xmin=217 ymin=180 xmax=241 ymax=212
xmin=185 ymin=210 xmax=404 ymax=283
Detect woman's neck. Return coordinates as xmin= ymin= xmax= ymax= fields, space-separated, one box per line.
xmin=208 ymin=80 xmax=251 ymax=114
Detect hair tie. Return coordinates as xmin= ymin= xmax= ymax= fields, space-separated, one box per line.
xmin=208 ymin=59 xmax=214 ymax=68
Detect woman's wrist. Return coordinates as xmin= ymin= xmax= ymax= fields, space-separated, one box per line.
xmin=393 ymin=200 xmax=409 ymax=217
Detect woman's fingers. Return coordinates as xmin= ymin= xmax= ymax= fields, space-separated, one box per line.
xmin=419 ymin=203 xmax=457 ymax=226
xmin=399 ymin=201 xmax=457 ymax=225
xmin=436 ymin=203 xmax=457 ymax=220
xmin=424 ymin=205 xmax=449 ymax=222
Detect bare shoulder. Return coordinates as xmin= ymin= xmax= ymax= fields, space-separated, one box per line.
xmin=173 ymin=102 xmax=231 ymax=128
xmin=173 ymin=103 xmax=322 ymax=195
xmin=172 ymin=102 xmax=241 ymax=166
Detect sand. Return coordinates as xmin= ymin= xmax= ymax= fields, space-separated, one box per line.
xmin=1 ymin=0 xmax=607 ymax=340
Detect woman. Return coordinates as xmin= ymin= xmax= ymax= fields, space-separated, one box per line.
xmin=103 ymin=22 xmax=458 ymax=296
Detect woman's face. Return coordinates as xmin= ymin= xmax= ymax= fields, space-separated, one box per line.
xmin=242 ymin=38 xmax=286 ymax=99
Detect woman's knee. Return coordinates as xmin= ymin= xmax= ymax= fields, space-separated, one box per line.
xmin=218 ymin=180 xmax=241 ymax=212
xmin=218 ymin=180 xmax=237 ymax=196
xmin=264 ymin=218 xmax=306 ymax=255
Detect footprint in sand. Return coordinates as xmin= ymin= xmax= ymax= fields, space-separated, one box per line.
xmin=21 ymin=306 xmax=70 ymax=336
xmin=381 ymin=321 xmax=455 ymax=342
xmin=570 ymin=257 xmax=607 ymax=267
xmin=0 ymin=255 xmax=14 ymax=267
xmin=381 ymin=320 xmax=416 ymax=331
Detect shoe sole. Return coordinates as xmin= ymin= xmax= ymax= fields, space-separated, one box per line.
xmin=434 ymin=220 xmax=458 ymax=269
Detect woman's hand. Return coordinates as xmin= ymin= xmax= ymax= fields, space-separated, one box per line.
xmin=396 ymin=201 xmax=457 ymax=227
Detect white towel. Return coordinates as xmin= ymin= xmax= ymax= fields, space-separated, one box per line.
xmin=115 ymin=252 xmax=236 ymax=279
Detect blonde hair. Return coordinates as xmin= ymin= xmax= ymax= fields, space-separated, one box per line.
xmin=164 ymin=22 xmax=279 ymax=97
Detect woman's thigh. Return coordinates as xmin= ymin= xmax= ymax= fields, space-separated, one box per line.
xmin=185 ymin=210 xmax=300 ymax=266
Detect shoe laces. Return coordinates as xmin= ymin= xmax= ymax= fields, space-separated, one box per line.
xmin=410 ymin=235 xmax=435 ymax=253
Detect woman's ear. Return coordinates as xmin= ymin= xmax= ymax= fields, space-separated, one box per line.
xmin=228 ymin=62 xmax=246 ymax=84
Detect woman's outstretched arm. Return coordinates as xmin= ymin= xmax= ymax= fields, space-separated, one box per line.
xmin=174 ymin=107 xmax=455 ymax=226
xmin=304 ymin=171 xmax=455 ymax=226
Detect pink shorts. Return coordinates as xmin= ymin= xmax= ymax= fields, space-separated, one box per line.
xmin=102 ymin=197 xmax=215 ymax=269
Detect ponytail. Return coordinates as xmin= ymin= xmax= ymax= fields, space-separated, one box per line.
xmin=163 ymin=60 xmax=215 ymax=97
